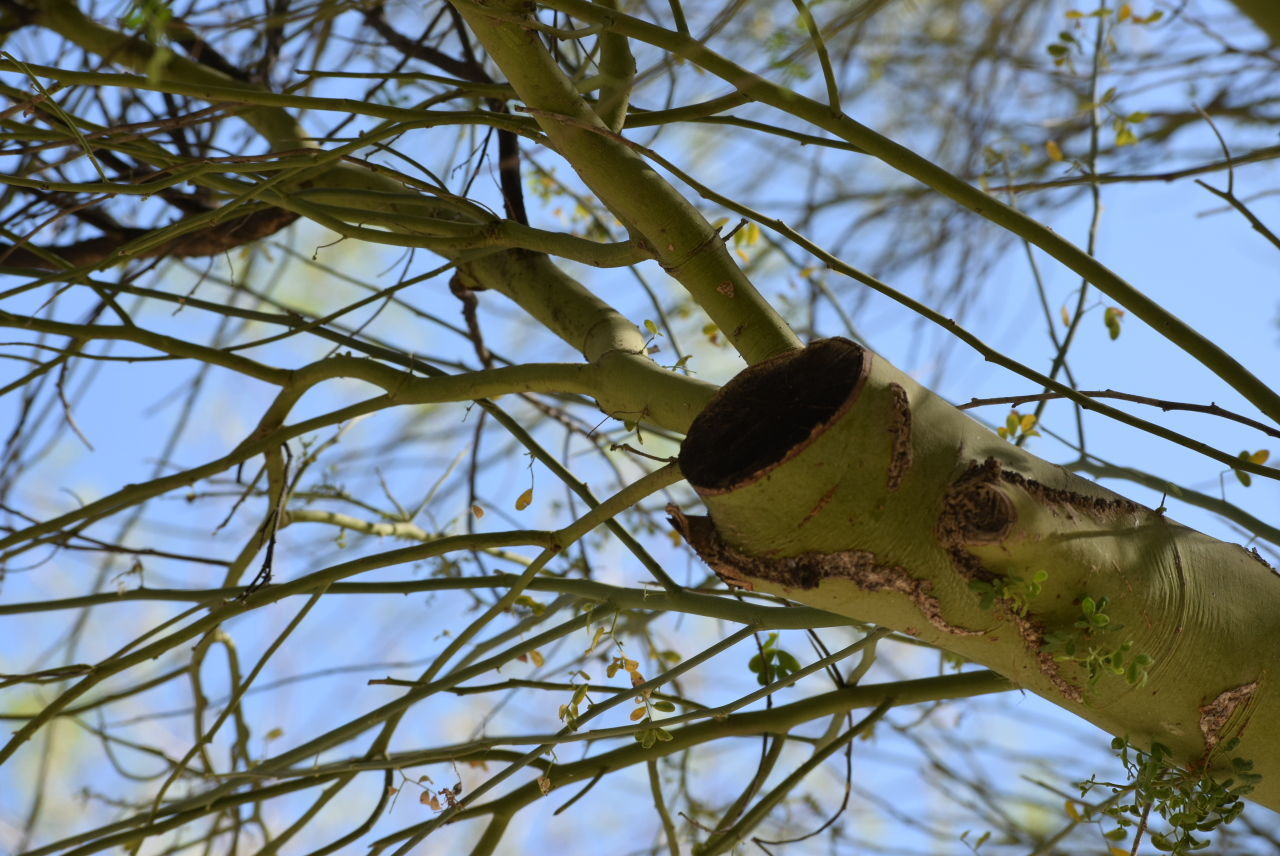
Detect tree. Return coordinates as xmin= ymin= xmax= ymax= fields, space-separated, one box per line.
xmin=0 ymin=1 xmax=1278 ymax=854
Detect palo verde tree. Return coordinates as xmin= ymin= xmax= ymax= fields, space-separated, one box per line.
xmin=0 ymin=1 xmax=1278 ymax=854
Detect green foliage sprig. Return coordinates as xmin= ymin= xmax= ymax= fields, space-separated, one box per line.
xmin=1077 ymin=737 xmax=1261 ymax=854
xmin=997 ymin=410 xmax=1041 ymax=443
xmin=748 ymin=632 xmax=802 ymax=686
xmin=969 ymin=569 xmax=1048 ymax=616
xmin=1043 ymin=595 xmax=1154 ymax=688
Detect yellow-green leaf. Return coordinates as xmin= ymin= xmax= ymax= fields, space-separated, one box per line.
xmin=1104 ymin=306 xmax=1125 ymax=340
xmin=515 ymin=488 xmax=534 ymax=511
xmin=1249 ymin=449 xmax=1270 ymax=465
xmin=630 ymin=707 xmax=648 ymax=721
xmin=1046 ymin=139 xmax=1064 ymax=161
xmin=1019 ymin=413 xmax=1039 ymax=433
xmin=586 ymin=624 xmax=606 ymax=654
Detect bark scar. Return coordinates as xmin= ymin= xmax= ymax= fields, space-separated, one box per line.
xmin=668 ymin=505 xmax=980 ymax=637
xmin=933 ymin=458 xmax=1146 ymax=704
xmin=798 ymin=483 xmax=838 ymax=528
xmin=1198 ymin=680 xmax=1259 ymax=761
xmin=885 ymin=382 xmax=912 ymax=491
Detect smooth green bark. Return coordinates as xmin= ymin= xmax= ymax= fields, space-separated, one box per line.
xmin=675 ymin=339 xmax=1280 ymax=811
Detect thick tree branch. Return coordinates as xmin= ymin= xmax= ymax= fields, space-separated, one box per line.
xmin=542 ymin=0 xmax=1280 ymax=426
xmin=449 ymin=0 xmax=801 ymax=364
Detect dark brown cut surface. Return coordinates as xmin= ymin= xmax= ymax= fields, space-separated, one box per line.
xmin=679 ymin=338 xmax=865 ymax=491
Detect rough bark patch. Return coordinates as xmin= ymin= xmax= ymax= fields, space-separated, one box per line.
xmin=679 ymin=337 xmax=866 ymax=493
xmin=937 ymin=457 xmax=1144 ymax=551
xmin=998 ymin=466 xmax=1143 ymax=517
xmin=885 ymin=382 xmax=912 ymax=491
xmin=934 ymin=458 xmax=1142 ymax=704
xmin=935 ymin=459 xmax=1016 ymax=548
xmin=668 ymin=506 xmax=980 ymax=637
xmin=1246 ymin=547 xmax=1275 ymax=572
xmin=1199 ymin=680 xmax=1259 ymax=759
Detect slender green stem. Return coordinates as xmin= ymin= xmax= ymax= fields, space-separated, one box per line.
xmin=450 ymin=0 xmax=800 ymax=364
xmin=541 ymin=0 xmax=1280 ymax=425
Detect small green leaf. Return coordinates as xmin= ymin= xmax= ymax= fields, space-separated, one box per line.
xmin=1104 ymin=306 xmax=1125 ymax=339
xmin=777 ymin=651 xmax=801 ymax=673
xmin=515 ymin=488 xmax=534 ymax=511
